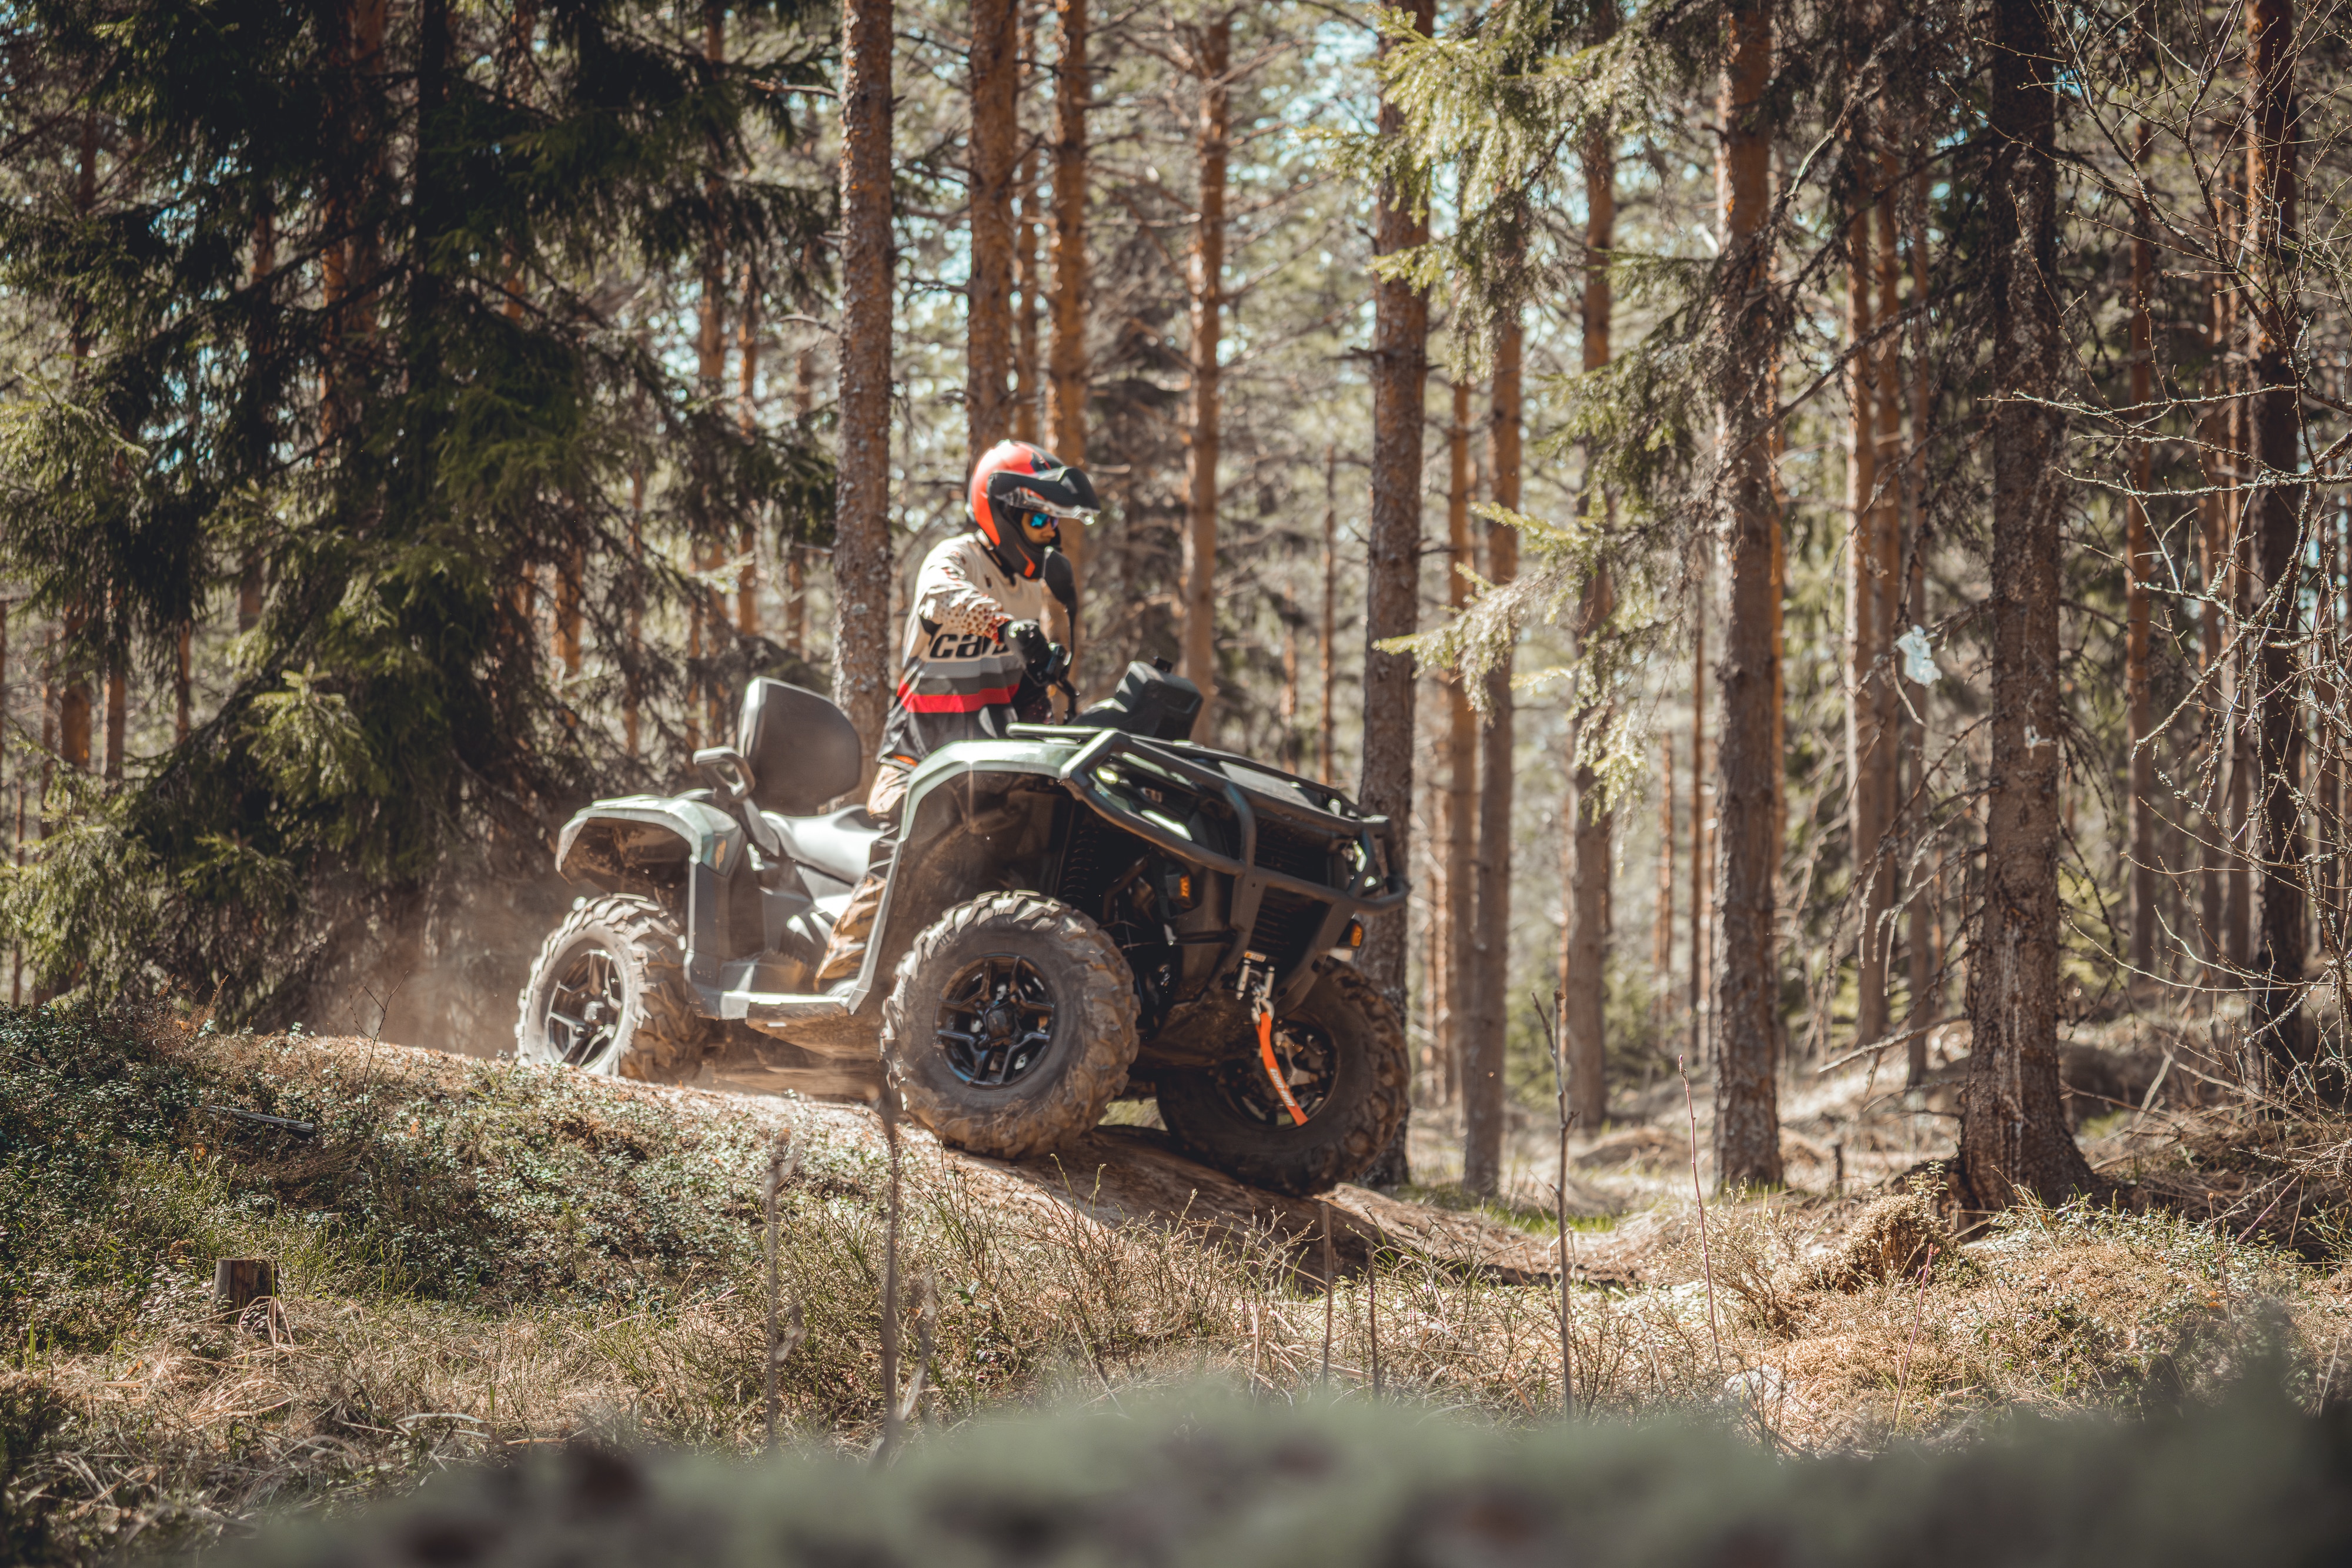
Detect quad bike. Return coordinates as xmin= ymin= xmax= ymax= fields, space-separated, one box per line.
xmin=514 ymin=660 xmax=1409 ymax=1195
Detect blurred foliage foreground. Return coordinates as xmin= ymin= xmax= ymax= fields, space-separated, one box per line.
xmin=200 ymin=1393 xmax=2352 ymax=1567
xmin=8 ymin=1004 xmax=2352 ymax=1563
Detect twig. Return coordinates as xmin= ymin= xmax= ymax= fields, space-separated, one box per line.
xmin=1367 ymin=1241 xmax=1381 ymax=1399
xmin=1892 ymin=1243 xmax=1939 ymax=1429
xmin=1678 ymin=1054 xmax=1723 ymax=1372
xmin=1319 ymin=1201 xmax=1335 ymax=1387
xmin=764 ymin=1131 xmax=804 ymax=1450
xmin=1813 ymin=1017 xmax=1962 ymax=1076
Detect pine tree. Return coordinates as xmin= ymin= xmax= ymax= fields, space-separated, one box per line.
xmin=1957 ymin=0 xmax=2096 ymax=1208
xmin=0 ymin=0 xmax=836 ymax=1016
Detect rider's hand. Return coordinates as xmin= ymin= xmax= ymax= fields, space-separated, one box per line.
xmin=1003 ymin=618 xmax=1051 ymax=673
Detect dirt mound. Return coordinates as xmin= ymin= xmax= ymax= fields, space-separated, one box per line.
xmin=305 ymin=1035 xmax=1579 ymax=1285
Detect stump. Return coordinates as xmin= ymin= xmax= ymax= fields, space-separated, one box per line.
xmin=214 ymin=1258 xmax=278 ymax=1316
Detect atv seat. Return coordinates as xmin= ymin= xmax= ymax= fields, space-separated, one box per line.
xmin=770 ymin=805 xmax=882 ymax=888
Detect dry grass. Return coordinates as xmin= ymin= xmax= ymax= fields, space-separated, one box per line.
xmin=9 ymin=1006 xmax=2352 ymax=1562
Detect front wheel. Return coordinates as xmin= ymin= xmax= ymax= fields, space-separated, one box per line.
xmin=514 ymin=895 xmax=711 ymax=1082
xmin=881 ymin=892 xmax=1140 ymax=1159
xmin=1155 ymin=958 xmax=1407 ymax=1196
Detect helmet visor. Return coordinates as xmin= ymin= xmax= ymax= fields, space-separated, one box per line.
xmin=1007 ymin=474 xmax=1100 ymax=525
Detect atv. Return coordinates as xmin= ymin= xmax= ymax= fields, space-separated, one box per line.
xmin=514 ymin=660 xmax=1409 ymax=1195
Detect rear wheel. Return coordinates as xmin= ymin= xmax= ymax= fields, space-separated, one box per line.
xmin=514 ymin=895 xmax=710 ymax=1083
xmin=881 ymin=892 xmax=1139 ymax=1159
xmin=1155 ymin=958 xmax=1406 ymax=1196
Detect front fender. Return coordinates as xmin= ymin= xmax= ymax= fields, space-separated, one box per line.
xmin=556 ymin=795 xmax=747 ymax=988
xmin=847 ymin=740 xmax=1081 ymax=1010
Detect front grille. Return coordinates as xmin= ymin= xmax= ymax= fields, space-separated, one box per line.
xmin=1253 ymin=818 xmax=1337 ymax=887
xmin=1249 ymin=885 xmax=1331 ymax=969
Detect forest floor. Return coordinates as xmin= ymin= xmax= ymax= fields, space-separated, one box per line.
xmin=6 ymin=1001 xmax=2351 ymax=1563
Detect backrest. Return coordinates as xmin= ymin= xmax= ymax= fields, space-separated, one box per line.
xmin=738 ymin=678 xmax=864 ymax=816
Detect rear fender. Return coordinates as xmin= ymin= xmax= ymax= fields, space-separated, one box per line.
xmin=556 ymin=796 xmax=747 ymax=991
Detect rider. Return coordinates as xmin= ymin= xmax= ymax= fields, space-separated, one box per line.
xmin=812 ymin=439 xmax=1098 ymax=991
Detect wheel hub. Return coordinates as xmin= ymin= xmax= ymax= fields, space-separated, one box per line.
xmin=936 ymin=954 xmax=1057 ymax=1087
xmin=1215 ymin=1017 xmax=1337 ymax=1127
xmin=544 ymin=945 xmax=626 ymax=1069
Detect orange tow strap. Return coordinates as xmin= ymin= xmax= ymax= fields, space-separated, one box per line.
xmin=1257 ymin=1007 xmax=1309 ymax=1126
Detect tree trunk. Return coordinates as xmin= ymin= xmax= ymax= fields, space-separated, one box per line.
xmin=2198 ymin=202 xmax=2229 ymax=980
xmin=58 ymin=603 xmax=90 ymax=773
xmin=1656 ymin=733 xmax=1675 ymax=1020
xmin=1444 ymin=379 xmax=1476 ymax=1106
xmin=2246 ymin=0 xmax=2310 ymax=1081
xmin=104 ymin=631 xmax=125 ymax=781
xmin=1464 ymin=306 xmax=1521 ymax=1196
xmin=1356 ymin=0 xmax=1436 ymax=1185
xmin=1689 ymin=586 xmax=1705 ymax=1054
xmin=1562 ymin=120 xmax=1614 ymax=1132
xmin=833 ymin=0 xmax=897 ymax=772
xmin=2126 ymin=120 xmax=2156 ymax=978
xmin=175 ymin=624 xmax=191 ymax=742
xmin=694 ymin=5 xmax=727 ymax=738
xmin=1321 ymin=444 xmax=1338 ymax=785
xmin=1871 ymin=142 xmax=1904 ymax=1035
xmin=1903 ymin=162 xmax=1935 ymax=1086
xmin=739 ymin=275 xmax=762 ymax=640
xmin=968 ymin=0 xmax=1017 ymax=455
xmin=1845 ymin=136 xmax=1891 ymax=1058
xmin=1015 ymin=128 xmax=1042 ymax=443
xmin=1958 ymin=0 xmax=2095 ymax=1209
xmin=626 ymin=456 xmax=644 ymax=760
xmin=1180 ymin=15 xmax=1231 ymax=742
xmin=1710 ymin=0 xmax=1783 ymax=1189
xmin=1047 ymin=0 xmax=1090 ymax=621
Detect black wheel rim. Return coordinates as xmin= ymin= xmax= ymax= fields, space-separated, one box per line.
xmin=1211 ymin=1017 xmax=1337 ymax=1128
xmin=544 ymin=943 xmax=626 ymax=1069
xmin=936 ymin=954 xmax=1057 ymax=1087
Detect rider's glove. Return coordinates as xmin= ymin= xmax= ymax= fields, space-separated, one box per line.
xmin=1003 ymin=618 xmax=1051 ymax=675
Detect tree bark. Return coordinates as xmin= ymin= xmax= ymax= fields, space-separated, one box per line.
xmin=1356 ymin=0 xmax=1436 ymax=1183
xmin=1180 ymin=15 xmax=1231 ymax=741
xmin=833 ymin=0 xmax=897 ymax=772
xmin=2245 ymin=0 xmax=2311 ymax=1081
xmin=1710 ymin=0 xmax=1783 ymax=1189
xmin=1047 ymin=0 xmax=1090 ymax=620
xmin=1444 ymin=380 xmax=1476 ymax=1106
xmin=968 ymin=0 xmax=1017 ymax=455
xmin=1958 ymin=0 xmax=2095 ymax=1209
xmin=1562 ymin=119 xmax=1614 ymax=1133
xmin=1464 ymin=305 xmax=1521 ymax=1196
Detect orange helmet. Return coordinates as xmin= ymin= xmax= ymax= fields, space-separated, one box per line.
xmin=967 ymin=440 xmax=1100 ymax=580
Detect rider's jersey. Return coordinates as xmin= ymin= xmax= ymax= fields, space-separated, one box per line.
xmin=878 ymin=533 xmax=1060 ymax=767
